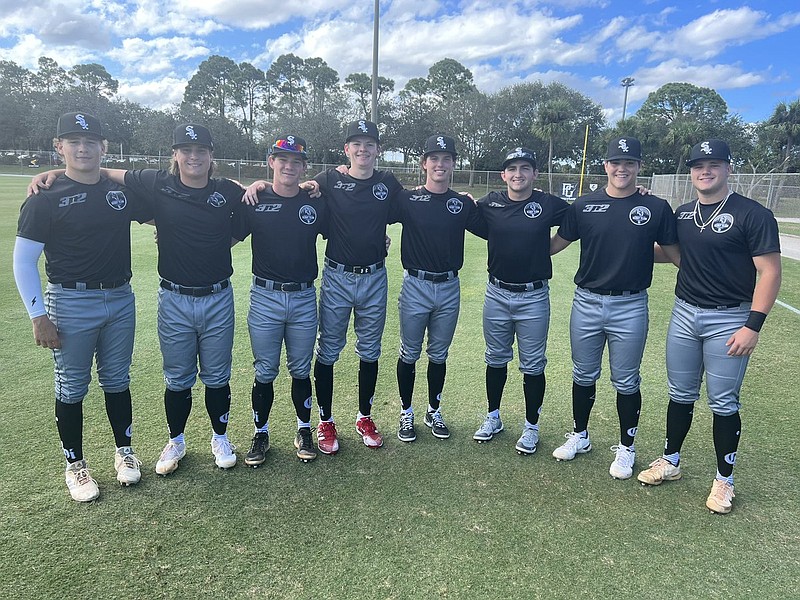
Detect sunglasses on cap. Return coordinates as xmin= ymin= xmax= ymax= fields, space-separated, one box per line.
xmin=273 ymin=139 xmax=305 ymax=153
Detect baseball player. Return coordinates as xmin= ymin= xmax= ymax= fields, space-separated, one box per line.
xmin=392 ymin=134 xmax=482 ymax=442
xmin=637 ymin=139 xmax=781 ymax=514
xmin=14 ymin=112 xmax=149 ymax=502
xmin=30 ymin=123 xmax=245 ymax=474
xmin=471 ymin=148 xmax=570 ymax=454
xmin=233 ymin=135 xmax=328 ymax=464
xmin=310 ymin=120 xmax=403 ymax=452
xmin=550 ymin=136 xmax=679 ymax=479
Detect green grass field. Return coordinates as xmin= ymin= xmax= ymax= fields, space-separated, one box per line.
xmin=1 ymin=175 xmax=799 ymax=599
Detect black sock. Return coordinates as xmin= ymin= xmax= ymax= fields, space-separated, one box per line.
xmin=523 ymin=373 xmax=545 ymax=425
xmin=427 ymin=360 xmax=446 ymax=411
xmin=292 ymin=377 xmax=313 ymax=424
xmin=104 ymin=389 xmax=133 ymax=448
xmin=251 ymin=380 xmax=274 ymax=430
xmin=397 ymin=358 xmax=416 ymax=410
xmin=314 ymin=360 xmax=334 ymax=421
xmin=572 ymin=382 xmax=596 ymax=433
xmin=358 ymin=359 xmax=379 ymax=416
xmin=164 ymin=388 xmax=192 ymax=438
xmin=486 ymin=365 xmax=508 ymax=413
xmin=204 ymin=384 xmax=231 ymax=435
xmin=664 ymin=399 xmax=694 ymax=456
xmin=616 ymin=390 xmax=642 ymax=447
xmin=55 ymin=400 xmax=83 ymax=463
xmin=713 ymin=412 xmax=741 ymax=478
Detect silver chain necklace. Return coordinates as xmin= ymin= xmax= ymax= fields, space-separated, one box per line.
xmin=693 ymin=191 xmax=732 ymax=232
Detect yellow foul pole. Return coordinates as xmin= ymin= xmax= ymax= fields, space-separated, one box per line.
xmin=578 ymin=124 xmax=589 ymax=196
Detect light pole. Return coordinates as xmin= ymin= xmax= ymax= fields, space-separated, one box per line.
xmin=621 ymin=77 xmax=635 ymax=121
xmin=371 ymin=0 xmax=379 ymax=123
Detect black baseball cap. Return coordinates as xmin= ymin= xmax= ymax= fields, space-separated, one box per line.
xmin=606 ymin=136 xmax=642 ymax=161
xmin=345 ymin=120 xmax=380 ymax=143
xmin=502 ymin=147 xmax=536 ymax=170
xmin=172 ymin=123 xmax=214 ymax=150
xmin=423 ymin=134 xmax=457 ymax=158
xmin=270 ymin=135 xmax=308 ymax=159
xmin=57 ymin=112 xmax=104 ymax=139
xmin=686 ymin=139 xmax=732 ymax=166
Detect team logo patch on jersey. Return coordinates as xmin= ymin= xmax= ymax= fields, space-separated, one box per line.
xmin=255 ymin=203 xmax=281 ymax=212
xmin=106 ymin=190 xmax=127 ymax=210
xmin=524 ymin=201 xmax=542 ymax=219
xmin=299 ymin=204 xmax=317 ymax=224
xmin=207 ymin=192 xmax=227 ymax=207
xmin=488 ymin=201 xmax=504 ymax=208
xmin=373 ymin=182 xmax=389 ymax=201
xmin=678 ymin=211 xmax=693 ymax=220
xmin=58 ymin=193 xmax=87 ymax=207
xmin=583 ymin=203 xmax=610 ymax=213
xmin=711 ymin=213 xmax=734 ymax=233
xmin=629 ymin=206 xmax=651 ymax=225
xmin=409 ymin=194 xmax=431 ymax=202
xmin=446 ymin=197 xmax=463 ymax=214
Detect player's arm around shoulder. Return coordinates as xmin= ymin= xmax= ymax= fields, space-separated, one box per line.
xmin=27 ymin=168 xmax=64 ymax=196
xmin=726 ymin=252 xmax=781 ymax=357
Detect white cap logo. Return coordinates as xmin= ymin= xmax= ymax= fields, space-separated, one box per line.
xmin=185 ymin=125 xmax=198 ymax=140
xmin=75 ymin=114 xmax=89 ymax=130
xmin=358 ymin=120 xmax=368 ymax=133
xmin=437 ymin=136 xmax=447 ymax=149
xmin=287 ymin=135 xmax=295 ymax=145
xmin=618 ymin=139 xmax=629 ymax=153
xmin=701 ymin=141 xmax=712 ymax=155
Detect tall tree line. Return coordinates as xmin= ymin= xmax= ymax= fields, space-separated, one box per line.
xmin=0 ymin=55 xmax=797 ymax=176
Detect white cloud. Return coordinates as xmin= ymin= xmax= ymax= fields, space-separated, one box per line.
xmin=0 ymin=34 xmax=96 ymax=70
xmin=108 ymin=37 xmax=210 ymax=75
xmin=624 ymin=7 xmax=800 ymax=61
xmin=118 ymin=76 xmax=186 ymax=109
xmin=172 ymin=0 xmax=356 ymax=30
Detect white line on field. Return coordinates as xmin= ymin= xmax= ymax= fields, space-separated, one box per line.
xmin=776 ymin=300 xmax=800 ymax=316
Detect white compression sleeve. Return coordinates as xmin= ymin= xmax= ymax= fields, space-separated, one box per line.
xmin=13 ymin=236 xmax=47 ymax=319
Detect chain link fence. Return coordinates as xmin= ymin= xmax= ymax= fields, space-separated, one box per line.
xmin=652 ymin=173 xmax=800 ymax=218
xmin=5 ymin=149 xmax=796 ymax=216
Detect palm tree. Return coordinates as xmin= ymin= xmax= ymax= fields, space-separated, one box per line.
xmin=765 ymin=99 xmax=800 ymax=169
xmin=532 ymin=99 xmax=572 ymax=194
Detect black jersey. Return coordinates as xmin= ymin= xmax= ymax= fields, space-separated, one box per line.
xmin=674 ymin=193 xmax=780 ymax=306
xmin=233 ymin=185 xmax=328 ymax=283
xmin=390 ymin=187 xmax=481 ymax=273
xmin=314 ymin=168 xmax=403 ymax=265
xmin=17 ymin=175 xmax=150 ymax=283
xmin=558 ymin=189 xmax=677 ymax=290
xmin=476 ymin=190 xmax=569 ymax=283
xmin=124 ymin=169 xmax=243 ymax=286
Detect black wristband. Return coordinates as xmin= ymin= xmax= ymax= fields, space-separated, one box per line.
xmin=744 ymin=310 xmax=767 ymax=333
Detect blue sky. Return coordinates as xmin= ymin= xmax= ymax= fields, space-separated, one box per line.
xmin=1 ymin=1 xmax=798 ymax=124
